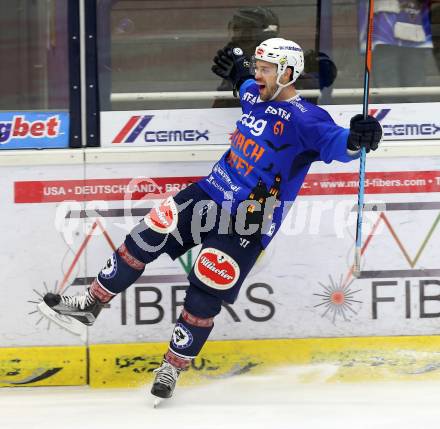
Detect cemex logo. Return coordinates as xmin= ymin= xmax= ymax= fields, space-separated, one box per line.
xmin=112 ymin=115 xmax=209 ymax=144
xmin=0 ymin=115 xmax=61 ymax=144
xmin=369 ymin=108 xmax=440 ymax=137
xmin=112 ymin=115 xmax=153 ymax=143
xmin=368 ymin=108 xmax=391 ymax=122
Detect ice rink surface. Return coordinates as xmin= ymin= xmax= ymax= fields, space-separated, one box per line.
xmin=2 ymin=366 xmax=440 ymax=429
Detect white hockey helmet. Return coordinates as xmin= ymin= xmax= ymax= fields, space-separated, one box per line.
xmin=254 ymin=38 xmax=304 ymax=85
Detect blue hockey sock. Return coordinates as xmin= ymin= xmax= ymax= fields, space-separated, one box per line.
xmin=167 ymin=284 xmax=222 ymax=364
xmin=169 ymin=309 xmax=215 ymax=360
xmin=97 ymin=243 xmax=146 ymax=294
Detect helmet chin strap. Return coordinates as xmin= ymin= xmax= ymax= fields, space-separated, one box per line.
xmin=269 ymin=75 xmax=295 ymax=101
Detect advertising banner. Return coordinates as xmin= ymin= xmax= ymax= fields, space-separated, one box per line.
xmin=7 ymin=155 xmax=440 ymax=347
xmin=0 ymin=112 xmax=69 ymax=149
xmin=101 ymin=103 xmax=440 ymax=149
xmin=3 ymin=153 xmax=440 ymax=348
xmin=100 ymin=109 xmax=238 ymax=147
xmin=324 ymin=103 xmax=440 ymax=141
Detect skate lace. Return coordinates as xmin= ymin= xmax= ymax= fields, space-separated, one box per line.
xmin=61 ymin=290 xmax=95 ymax=310
xmin=153 ymin=361 xmax=180 ymax=387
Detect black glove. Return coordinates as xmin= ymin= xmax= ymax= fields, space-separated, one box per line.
xmin=212 ymin=46 xmax=254 ymax=96
xmin=347 ymin=114 xmax=383 ymax=153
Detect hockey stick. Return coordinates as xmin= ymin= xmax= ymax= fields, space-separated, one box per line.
xmin=353 ymin=0 xmax=375 ymax=277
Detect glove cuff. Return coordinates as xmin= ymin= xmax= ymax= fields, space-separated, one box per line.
xmin=233 ymin=75 xmax=254 ymax=97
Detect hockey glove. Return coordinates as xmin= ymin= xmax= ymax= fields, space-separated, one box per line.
xmin=212 ymin=46 xmax=254 ymax=96
xmin=347 ymin=114 xmax=383 ymax=153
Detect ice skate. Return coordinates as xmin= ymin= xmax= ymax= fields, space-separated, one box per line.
xmin=38 ymin=282 xmax=105 ymax=340
xmin=151 ymin=359 xmax=182 ymax=407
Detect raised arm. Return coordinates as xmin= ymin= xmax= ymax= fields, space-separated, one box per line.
xmin=211 ymin=47 xmax=254 ymax=97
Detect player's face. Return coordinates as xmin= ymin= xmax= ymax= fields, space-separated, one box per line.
xmin=254 ymin=60 xmax=278 ymax=101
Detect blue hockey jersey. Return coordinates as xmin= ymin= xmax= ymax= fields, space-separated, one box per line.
xmin=198 ymin=79 xmax=358 ymax=248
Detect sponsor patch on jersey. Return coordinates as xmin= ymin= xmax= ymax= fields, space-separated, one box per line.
xmin=240 ymin=111 xmax=267 ymax=136
xmin=172 ymin=323 xmax=193 ymax=349
xmin=194 ymin=248 xmax=240 ymax=290
xmin=144 ymin=196 xmax=178 ymax=233
xmin=100 ymin=254 xmax=118 ymax=279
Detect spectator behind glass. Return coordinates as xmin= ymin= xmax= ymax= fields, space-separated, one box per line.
xmin=213 ymin=6 xmax=279 ymax=107
xmin=213 ymin=6 xmax=339 ymax=107
xmin=358 ymin=0 xmax=436 ymax=102
xmin=432 ymin=1 xmax=440 ymax=71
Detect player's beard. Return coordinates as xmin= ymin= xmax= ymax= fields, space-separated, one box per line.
xmin=259 ymin=81 xmax=278 ymax=101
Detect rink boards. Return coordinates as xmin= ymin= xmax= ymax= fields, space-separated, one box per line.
xmin=1 ymin=139 xmax=440 ymax=388
xmin=3 ymin=335 xmax=440 ymax=387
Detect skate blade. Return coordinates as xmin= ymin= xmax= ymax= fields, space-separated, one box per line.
xmin=37 ymin=301 xmax=87 ymax=342
xmin=152 ymin=396 xmax=164 ymax=408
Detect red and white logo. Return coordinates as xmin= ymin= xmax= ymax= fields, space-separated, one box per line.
xmin=144 ymin=196 xmax=178 ymax=233
xmin=0 ymin=115 xmax=61 ymax=144
xmin=194 ymin=248 xmax=240 ymax=290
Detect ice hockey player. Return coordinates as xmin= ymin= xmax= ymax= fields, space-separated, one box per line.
xmin=38 ymin=37 xmax=382 ymax=402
